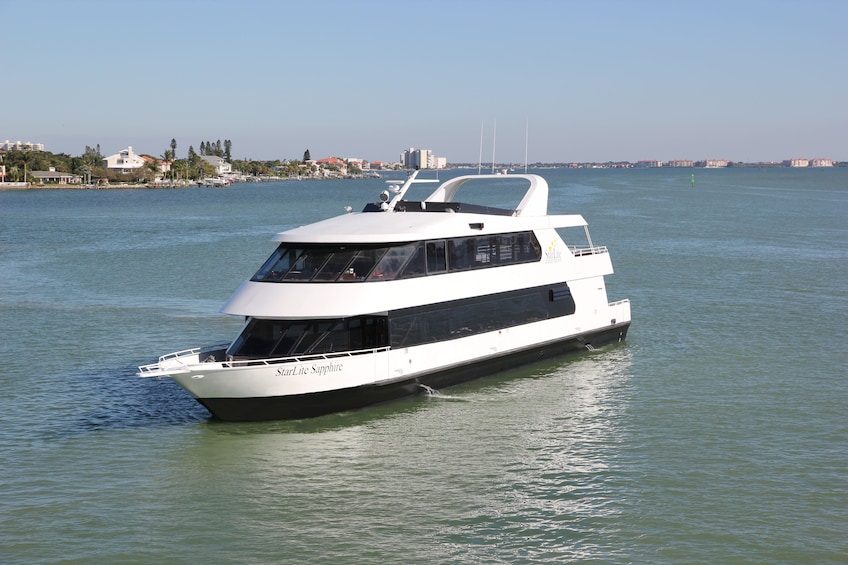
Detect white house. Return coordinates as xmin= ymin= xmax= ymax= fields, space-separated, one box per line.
xmin=31 ymin=167 xmax=82 ymax=185
xmin=200 ymin=155 xmax=232 ymax=175
xmin=102 ymin=146 xmax=145 ymax=173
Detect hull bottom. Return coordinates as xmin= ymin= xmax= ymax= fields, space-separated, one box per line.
xmin=198 ymin=323 xmax=630 ymax=422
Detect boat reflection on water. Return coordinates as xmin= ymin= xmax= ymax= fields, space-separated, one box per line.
xmin=159 ymin=346 xmax=634 ymax=563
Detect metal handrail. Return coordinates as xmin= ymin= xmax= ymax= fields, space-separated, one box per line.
xmin=570 ymin=245 xmax=608 ymax=256
xmin=155 ymin=343 xmax=230 ymax=364
xmin=223 ymin=346 xmax=391 ymax=368
xmin=138 ymin=344 xmax=391 ymax=376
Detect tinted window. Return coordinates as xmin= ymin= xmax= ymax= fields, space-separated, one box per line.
xmin=389 ymin=283 xmax=574 ymax=348
xmin=426 ymin=240 xmax=447 ymax=273
xmin=251 ymin=232 xmax=540 ymax=283
xmin=227 ymin=316 xmax=389 ymax=359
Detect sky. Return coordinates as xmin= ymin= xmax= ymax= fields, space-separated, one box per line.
xmin=1 ymin=0 xmax=845 ymax=164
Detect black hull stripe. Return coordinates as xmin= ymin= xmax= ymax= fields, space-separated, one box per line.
xmin=197 ymin=322 xmax=630 ymax=422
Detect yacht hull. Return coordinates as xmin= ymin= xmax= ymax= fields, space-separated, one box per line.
xmin=194 ymin=322 xmax=629 ymax=421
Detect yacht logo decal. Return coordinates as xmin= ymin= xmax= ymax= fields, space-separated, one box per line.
xmin=544 ymin=239 xmax=563 ymax=263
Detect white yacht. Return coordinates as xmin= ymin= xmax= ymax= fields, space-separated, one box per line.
xmin=138 ymin=171 xmax=631 ymax=421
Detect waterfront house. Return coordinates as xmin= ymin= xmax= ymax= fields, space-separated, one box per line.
xmin=102 ymin=146 xmax=145 ymax=173
xmin=31 ymin=167 xmax=82 ymax=185
xmin=200 ymin=155 xmax=232 ymax=176
xmin=315 ymin=157 xmax=348 ymax=177
xmin=140 ymin=154 xmax=172 ymax=176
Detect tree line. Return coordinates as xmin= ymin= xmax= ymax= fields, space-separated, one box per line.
xmin=0 ymin=138 xmax=314 ymax=183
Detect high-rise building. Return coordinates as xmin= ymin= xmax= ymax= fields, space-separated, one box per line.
xmin=400 ymin=148 xmax=444 ymax=169
xmin=1 ymin=140 xmax=45 ymax=151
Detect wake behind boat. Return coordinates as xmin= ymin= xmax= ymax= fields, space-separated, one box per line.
xmin=138 ymin=170 xmax=631 ymax=421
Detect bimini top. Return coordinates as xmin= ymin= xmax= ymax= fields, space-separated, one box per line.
xmin=274 ymin=172 xmax=584 ymax=245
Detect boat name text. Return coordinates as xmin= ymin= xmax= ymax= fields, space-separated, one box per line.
xmin=276 ymin=362 xmax=344 ymax=377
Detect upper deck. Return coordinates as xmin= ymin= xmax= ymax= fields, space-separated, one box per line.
xmin=274 ymin=172 xmax=587 ymax=245
xmin=222 ymin=172 xmax=615 ymax=318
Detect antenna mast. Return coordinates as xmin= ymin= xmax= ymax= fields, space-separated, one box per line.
xmin=477 ymin=120 xmax=483 ymax=175
xmin=491 ymin=119 xmax=497 ymax=174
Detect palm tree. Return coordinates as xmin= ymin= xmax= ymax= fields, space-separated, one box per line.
xmin=80 ymin=165 xmax=91 ymax=185
xmin=146 ymin=158 xmax=159 ymax=181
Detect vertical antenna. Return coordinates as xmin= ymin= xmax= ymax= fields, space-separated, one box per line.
xmin=491 ymin=119 xmax=497 ymax=174
xmin=477 ymin=119 xmax=483 ymax=175
xmin=524 ymin=119 xmax=529 ymax=173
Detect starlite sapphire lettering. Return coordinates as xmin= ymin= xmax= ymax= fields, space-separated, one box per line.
xmin=276 ymin=362 xmax=344 ymax=377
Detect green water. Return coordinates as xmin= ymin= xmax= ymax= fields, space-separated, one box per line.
xmin=1 ymin=168 xmax=846 ymax=563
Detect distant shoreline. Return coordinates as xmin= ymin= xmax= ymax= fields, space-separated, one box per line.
xmin=0 ymin=183 xmax=152 ymax=191
xmin=3 ymin=164 xmax=846 ymax=193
